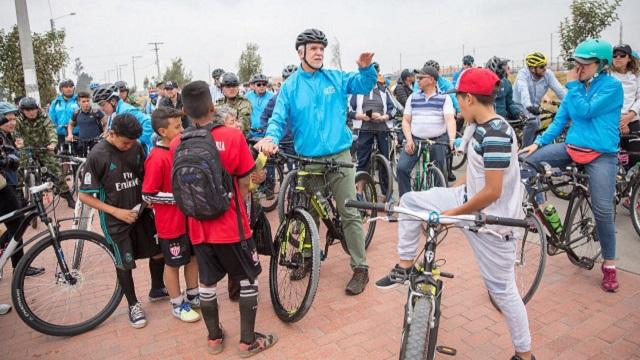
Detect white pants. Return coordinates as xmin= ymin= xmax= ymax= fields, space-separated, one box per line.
xmin=398 ymin=187 xmax=532 ymax=353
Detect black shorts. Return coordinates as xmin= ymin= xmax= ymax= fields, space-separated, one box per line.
xmin=194 ymin=237 xmax=262 ymax=286
xmin=104 ymin=209 xmax=161 ymax=270
xmin=159 ymin=234 xmax=194 ymax=267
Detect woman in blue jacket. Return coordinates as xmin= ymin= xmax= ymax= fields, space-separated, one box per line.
xmin=521 ymin=39 xmax=624 ymax=292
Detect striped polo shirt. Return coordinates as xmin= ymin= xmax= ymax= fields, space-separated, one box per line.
xmin=403 ymin=90 xmax=454 ymax=139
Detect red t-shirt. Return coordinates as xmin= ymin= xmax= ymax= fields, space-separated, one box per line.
xmin=170 ymin=125 xmax=255 ymax=245
xmin=142 ymin=145 xmax=186 ymax=239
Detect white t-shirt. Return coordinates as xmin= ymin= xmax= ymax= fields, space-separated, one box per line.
xmin=404 ymin=91 xmax=454 ymax=139
xmin=464 ymin=117 xmax=525 ymax=233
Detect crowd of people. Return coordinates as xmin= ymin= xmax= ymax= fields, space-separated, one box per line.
xmin=1 ymin=26 xmax=639 ymax=359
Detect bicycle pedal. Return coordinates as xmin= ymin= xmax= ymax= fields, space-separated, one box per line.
xmin=579 ymin=257 xmax=595 ymax=270
xmin=436 ymin=345 xmax=457 ymax=356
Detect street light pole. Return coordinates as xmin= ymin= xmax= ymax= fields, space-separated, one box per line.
xmin=550 ymin=32 xmax=553 ymax=70
xmin=15 ymin=0 xmax=40 ymax=101
xmin=148 ymin=42 xmax=164 ymax=80
xmin=118 ymin=64 xmax=128 ymax=82
xmin=49 ymin=12 xmax=76 ymax=32
xmin=132 ymin=56 xmax=142 ymax=91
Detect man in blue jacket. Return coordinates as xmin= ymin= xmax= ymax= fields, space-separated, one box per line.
xmin=246 ymin=74 xmax=274 ymax=139
xmin=92 ymin=84 xmax=154 ymax=153
xmin=49 ymin=79 xmax=79 ymax=151
xmin=255 ymin=29 xmax=376 ymax=295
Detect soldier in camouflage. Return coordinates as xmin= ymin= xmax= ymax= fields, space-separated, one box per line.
xmin=216 ymin=72 xmax=252 ymax=135
xmin=15 ymin=97 xmax=75 ymax=208
xmin=115 ymin=81 xmax=141 ymax=108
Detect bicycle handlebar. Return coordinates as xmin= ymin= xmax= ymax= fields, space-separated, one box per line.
xmin=276 ymin=152 xmax=354 ymax=168
xmin=344 ymin=200 xmax=388 ymax=212
xmin=30 ymin=182 xmax=53 ymax=195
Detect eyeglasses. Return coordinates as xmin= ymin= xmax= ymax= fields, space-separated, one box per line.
xmin=613 ymin=53 xmax=628 ymax=59
xmin=536 ymin=65 xmax=547 ymax=70
xmin=255 ymin=83 xmax=267 ymax=87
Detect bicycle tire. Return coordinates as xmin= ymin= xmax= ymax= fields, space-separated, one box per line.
xmin=355 ymin=171 xmax=377 ymax=250
xmin=259 ymin=162 xmax=283 ymax=213
xmin=426 ymin=165 xmax=447 ymax=190
xmin=630 ymin=183 xmax=640 ymax=238
xmin=277 ymin=169 xmax=297 ymax=223
xmin=564 ymin=194 xmax=602 ymax=269
xmin=269 ymin=208 xmax=320 ymax=323
xmin=372 ymin=154 xmax=393 ymax=201
xmin=401 ymin=296 xmax=437 ymax=360
xmin=11 ymin=230 xmax=123 ymax=336
xmin=450 ymin=131 xmax=467 ymax=170
xmin=489 ymin=212 xmax=547 ymax=311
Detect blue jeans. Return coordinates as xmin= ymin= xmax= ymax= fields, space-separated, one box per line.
xmin=521 ymin=116 xmax=540 ymax=148
xmin=520 ymin=143 xmax=617 ymax=260
xmin=356 ymin=130 xmax=390 ymax=196
xmin=397 ymin=133 xmax=449 ymax=198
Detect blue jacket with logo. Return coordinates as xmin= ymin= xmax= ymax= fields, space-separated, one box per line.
xmin=49 ymin=94 xmax=79 ymax=136
xmin=107 ymin=99 xmax=154 ymax=152
xmin=265 ymin=65 xmax=377 ymax=157
xmin=246 ymin=90 xmax=274 ymax=137
xmin=535 ymin=73 xmax=623 ymax=154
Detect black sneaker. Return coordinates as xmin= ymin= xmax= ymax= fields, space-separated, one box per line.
xmin=25 ymin=266 xmax=45 ymax=277
xmin=128 ymin=302 xmax=147 ymax=329
xmin=448 ymin=173 xmax=457 ymax=182
xmin=346 ymin=267 xmax=369 ymax=295
xmin=290 ymin=257 xmax=312 ymax=281
xmin=375 ymin=264 xmax=413 ymax=289
xmin=148 ymin=287 xmax=169 ymax=302
xmin=510 ymin=355 xmax=536 ymax=360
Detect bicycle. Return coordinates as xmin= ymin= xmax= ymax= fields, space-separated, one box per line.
xmin=344 ymin=200 xmax=531 ymax=360
xmin=248 ymin=135 xmax=294 ymax=213
xmin=0 ymin=182 xmax=122 ymax=336
xmin=270 ymin=152 xmax=377 ymax=322
xmin=19 ymin=147 xmax=58 ymax=229
xmin=411 ymin=139 xmax=448 ymax=191
xmin=353 ymin=128 xmax=394 ymax=200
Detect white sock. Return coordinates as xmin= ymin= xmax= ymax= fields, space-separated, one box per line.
xmin=603 ymin=265 xmax=616 ymax=269
xmin=170 ymin=295 xmax=184 ymax=307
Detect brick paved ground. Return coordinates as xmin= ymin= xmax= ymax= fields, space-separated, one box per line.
xmin=1 ymin=203 xmax=639 ymax=360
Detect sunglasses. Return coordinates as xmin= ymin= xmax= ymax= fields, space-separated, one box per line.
xmin=255 ymin=82 xmax=267 ymax=87
xmin=613 ymin=53 xmax=628 ymax=59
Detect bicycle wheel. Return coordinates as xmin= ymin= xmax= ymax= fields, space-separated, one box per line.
xmin=564 ymin=194 xmax=602 ymax=269
xmin=269 ymin=208 xmax=320 ymax=323
xmin=355 ymin=171 xmax=377 ymax=250
xmin=451 ymin=131 xmax=467 ymax=170
xmin=489 ymin=212 xmax=547 ymax=310
xmin=426 ymin=165 xmax=447 ymax=189
xmin=11 ymin=230 xmax=123 ymax=336
xmin=400 ymin=296 xmax=437 ymax=360
xmin=259 ymin=162 xmax=283 ymax=213
xmin=372 ymin=154 xmax=393 ymax=201
xmin=630 ymin=184 xmax=640 ymax=238
xmin=277 ymin=169 xmax=297 ymax=222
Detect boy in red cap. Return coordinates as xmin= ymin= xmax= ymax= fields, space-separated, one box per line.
xmin=376 ymin=68 xmax=535 ymax=360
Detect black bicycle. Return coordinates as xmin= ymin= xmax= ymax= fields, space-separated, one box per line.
xmin=270 ymin=152 xmax=377 ymax=322
xmin=0 ymin=182 xmax=122 ymax=336
xmin=353 ymin=128 xmax=394 ymax=200
xmin=345 ymin=200 xmax=531 ymax=360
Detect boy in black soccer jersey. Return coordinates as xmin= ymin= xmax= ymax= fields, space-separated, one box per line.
xmin=78 ymin=113 xmax=167 ymax=329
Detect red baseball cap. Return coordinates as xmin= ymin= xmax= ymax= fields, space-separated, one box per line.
xmin=446 ymin=68 xmax=500 ymax=96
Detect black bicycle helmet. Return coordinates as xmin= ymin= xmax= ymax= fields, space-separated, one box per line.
xmin=423 ymin=60 xmax=440 ymax=72
xmin=220 ymin=72 xmax=240 ymax=87
xmin=212 ymin=68 xmax=225 ymax=79
xmin=18 ymin=97 xmax=39 ymax=110
xmin=58 ymin=78 xmax=74 ymax=90
xmin=250 ymin=74 xmax=269 ymax=84
xmin=114 ymin=81 xmax=129 ymax=91
xmin=92 ymin=84 xmax=119 ymax=103
xmin=295 ymin=28 xmax=328 ymax=50
xmin=486 ymin=56 xmax=509 ymax=78
xmin=462 ymin=55 xmax=475 ymax=66
xmin=282 ymin=64 xmax=297 ymax=80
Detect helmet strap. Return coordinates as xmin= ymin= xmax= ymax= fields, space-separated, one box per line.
xmin=302 ymin=44 xmax=323 ymax=71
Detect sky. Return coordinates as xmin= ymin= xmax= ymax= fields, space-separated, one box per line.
xmin=1 ymin=0 xmax=639 ymax=89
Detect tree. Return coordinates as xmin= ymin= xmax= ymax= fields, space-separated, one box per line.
xmin=76 ymin=72 xmax=92 ymax=92
xmin=331 ymin=37 xmax=343 ymax=70
xmin=162 ymin=57 xmax=192 ymax=87
xmin=559 ymin=0 xmax=622 ymax=65
xmin=73 ymin=57 xmax=83 ymax=77
xmin=143 ymin=76 xmax=150 ymax=90
xmin=0 ymin=26 xmax=69 ymax=104
xmin=238 ymin=43 xmax=262 ymax=83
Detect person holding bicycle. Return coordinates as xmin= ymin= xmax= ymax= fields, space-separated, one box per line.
xmin=513 ymin=52 xmax=566 ymax=147
xmin=520 ymin=39 xmax=624 ymax=292
xmin=255 ymin=28 xmax=377 ymax=295
xmin=397 ymin=65 xmax=456 ymax=197
xmin=378 ymin=68 xmax=535 ymax=360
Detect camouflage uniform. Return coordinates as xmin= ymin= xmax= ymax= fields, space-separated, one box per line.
xmin=216 ymin=95 xmax=252 ymax=135
xmin=16 ymin=111 xmax=69 ymax=193
xmin=125 ymin=95 xmax=141 ymax=108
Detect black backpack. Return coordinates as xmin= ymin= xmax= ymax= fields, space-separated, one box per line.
xmin=172 ymin=123 xmax=234 ymax=220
